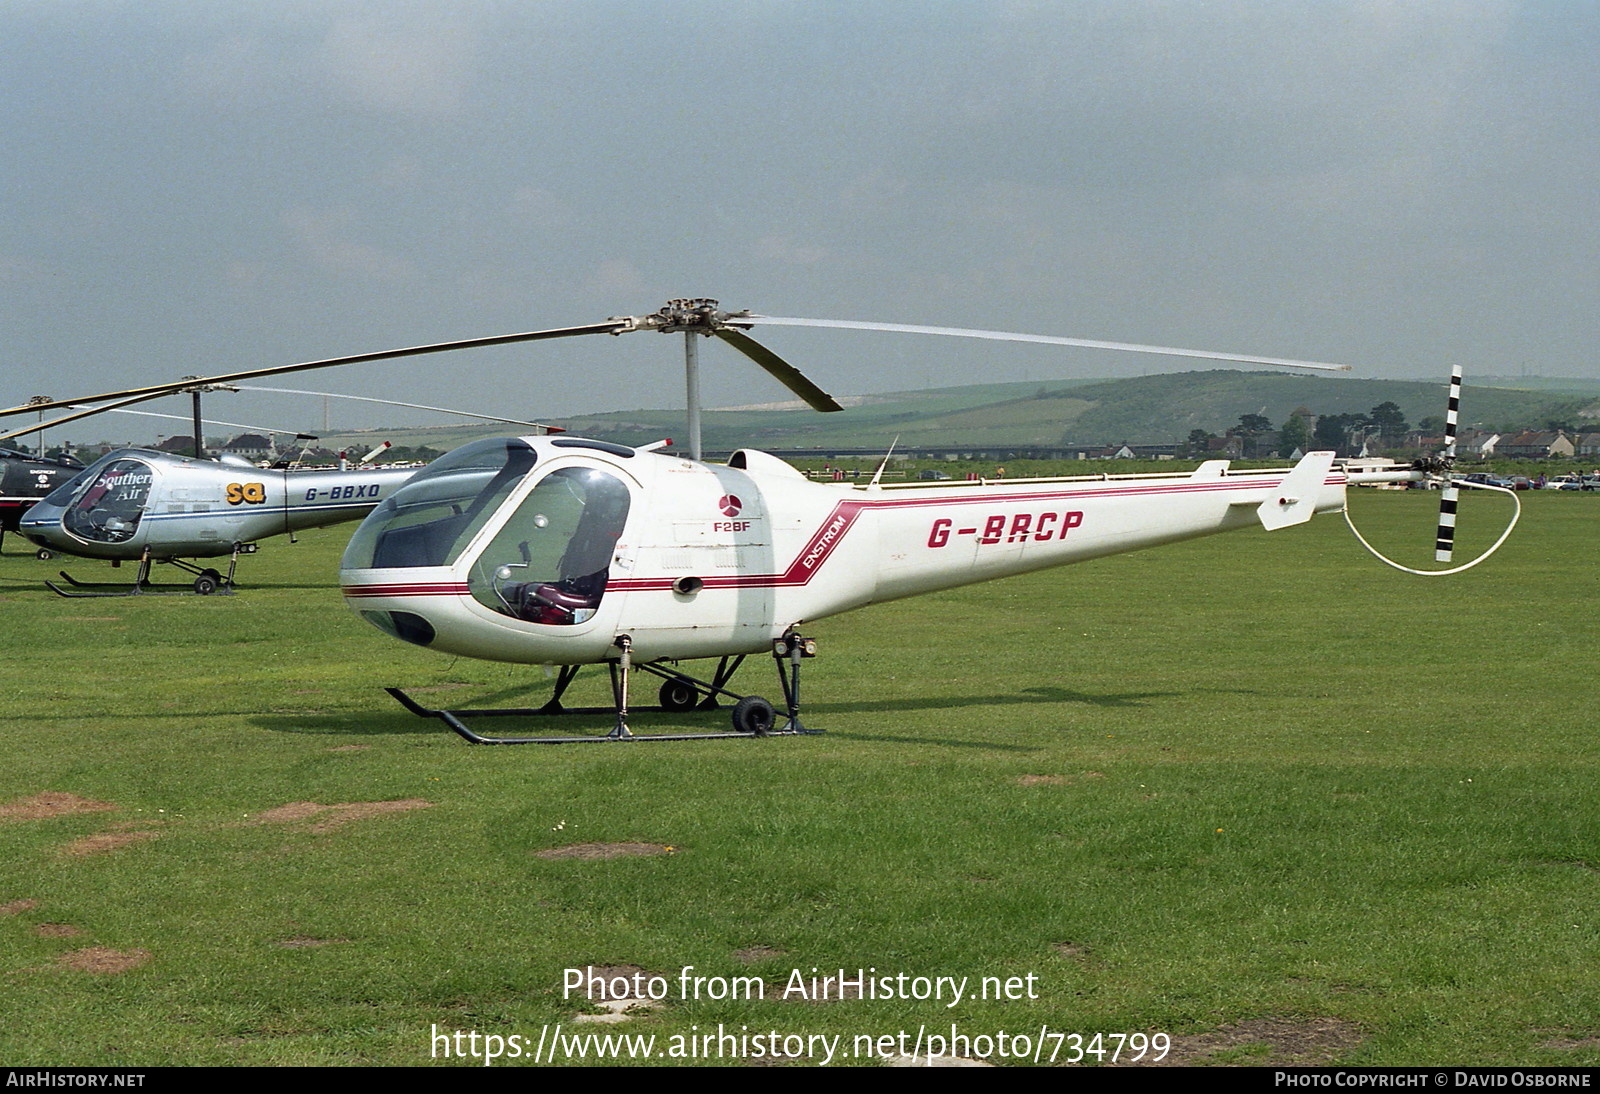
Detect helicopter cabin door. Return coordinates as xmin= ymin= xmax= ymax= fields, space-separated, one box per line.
xmin=462 ymin=463 xmax=635 ymax=635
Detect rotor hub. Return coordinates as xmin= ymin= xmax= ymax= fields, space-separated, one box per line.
xmin=613 ymin=299 xmax=754 ymax=337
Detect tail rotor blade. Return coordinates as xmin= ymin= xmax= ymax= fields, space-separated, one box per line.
xmin=1434 ymin=367 xmax=1463 ymax=563
xmin=1435 ymin=483 xmax=1459 ymax=563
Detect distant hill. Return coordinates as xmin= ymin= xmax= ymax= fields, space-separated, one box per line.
xmin=1473 ymin=376 xmax=1600 ymax=395
xmin=315 ymin=371 xmax=1600 ymax=453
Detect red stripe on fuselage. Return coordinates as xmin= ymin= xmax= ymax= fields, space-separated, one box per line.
xmin=342 ymin=581 xmax=469 ymax=597
xmin=605 ymin=473 xmax=1318 ymax=593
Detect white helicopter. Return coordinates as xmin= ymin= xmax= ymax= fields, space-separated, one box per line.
xmin=5 ymin=300 xmax=1511 ymax=735
xmin=0 ymin=388 xmax=558 ymax=596
xmin=330 ymin=301 xmax=1512 ymax=743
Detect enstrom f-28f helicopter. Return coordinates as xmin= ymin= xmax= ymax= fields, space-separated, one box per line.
xmin=2 ymin=300 xmax=1515 ymax=738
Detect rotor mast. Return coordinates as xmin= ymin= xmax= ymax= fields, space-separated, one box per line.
xmin=684 ymin=332 xmax=702 ymax=460
xmin=176 ymin=378 xmax=238 ymax=459
xmin=615 ymin=299 xmax=746 ymax=462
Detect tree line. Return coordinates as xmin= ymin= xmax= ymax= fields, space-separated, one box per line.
xmin=1186 ymin=402 xmax=1428 ymax=458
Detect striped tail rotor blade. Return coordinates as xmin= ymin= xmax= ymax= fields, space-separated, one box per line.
xmin=1435 ymin=483 xmax=1459 ymax=562
xmin=1444 ymin=366 xmax=1461 ymax=457
xmin=1434 ymin=366 xmax=1463 ymax=563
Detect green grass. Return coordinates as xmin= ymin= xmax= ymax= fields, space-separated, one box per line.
xmin=0 ymin=490 xmax=1596 ymax=1066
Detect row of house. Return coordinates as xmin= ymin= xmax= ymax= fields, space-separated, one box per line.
xmin=1193 ymin=428 xmax=1600 ymax=462
xmin=1406 ymin=430 xmax=1600 ymax=459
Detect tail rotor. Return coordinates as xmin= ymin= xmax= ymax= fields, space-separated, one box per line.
xmin=1345 ymin=365 xmax=1520 ymax=576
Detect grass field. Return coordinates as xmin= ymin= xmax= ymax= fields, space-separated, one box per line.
xmin=1 ymin=489 xmax=1595 ymax=1067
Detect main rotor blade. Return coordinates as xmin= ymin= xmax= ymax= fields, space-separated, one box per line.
xmin=0 ymin=320 xmax=629 ymax=420
xmin=66 ymin=404 xmax=304 ymax=437
xmin=743 ymin=316 xmax=1355 ymax=373
xmin=712 ymin=328 xmax=844 ymax=412
xmin=0 ymin=390 xmax=177 ymax=443
xmin=235 ymin=385 xmax=557 ymax=431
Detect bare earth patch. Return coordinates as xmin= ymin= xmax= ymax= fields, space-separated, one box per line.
xmin=1053 ymin=941 xmax=1091 ymax=959
xmin=1543 ymin=1035 xmax=1600 ymax=1050
xmin=327 ymin=745 xmax=370 ymax=752
xmin=1 ymin=899 xmax=40 ymax=916
xmin=0 ymin=792 xmax=116 ymax=821
xmin=251 ymin=802 xmax=331 ymax=824
xmin=59 ymin=830 xmax=157 ymax=857
xmin=735 ymin=945 xmax=786 ymax=964
xmin=567 ymin=965 xmax=668 ymax=1012
xmin=1017 ymin=772 xmax=1105 ymax=787
xmin=1136 ymin=1017 xmax=1364 ymax=1067
xmin=250 ymin=800 xmax=432 ymax=832
xmin=35 ymin=923 xmax=85 ymax=938
xmin=58 ymin=947 xmax=151 ymax=975
xmin=536 ymin=842 xmax=674 ymax=860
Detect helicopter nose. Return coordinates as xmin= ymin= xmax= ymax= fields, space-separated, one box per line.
xmin=17 ymin=502 xmax=66 ymax=547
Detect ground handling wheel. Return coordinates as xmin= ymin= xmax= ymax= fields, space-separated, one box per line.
xmin=658 ymin=677 xmax=700 ymax=712
xmin=731 ymin=695 xmax=775 ymax=736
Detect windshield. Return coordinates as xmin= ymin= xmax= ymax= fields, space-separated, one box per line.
xmin=40 ymin=468 xmax=94 ymax=507
xmin=62 ymin=458 xmax=153 ymax=544
xmin=467 ymin=466 xmax=632 ymax=625
xmin=343 ymin=438 xmax=536 ymax=570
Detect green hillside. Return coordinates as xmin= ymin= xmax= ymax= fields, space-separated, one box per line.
xmin=315 ymin=371 xmax=1599 ymax=454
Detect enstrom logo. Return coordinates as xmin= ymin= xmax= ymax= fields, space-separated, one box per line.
xmin=718 ymin=494 xmax=742 ymax=518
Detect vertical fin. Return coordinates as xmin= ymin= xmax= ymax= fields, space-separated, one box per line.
xmin=1256 ymin=451 xmax=1336 ymax=530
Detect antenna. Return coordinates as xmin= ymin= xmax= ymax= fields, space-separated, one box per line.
xmin=868 ymin=436 xmax=900 ymax=488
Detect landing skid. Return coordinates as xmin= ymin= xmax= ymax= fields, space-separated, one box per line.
xmin=45 ymin=547 xmax=246 ymax=598
xmin=388 ymin=633 xmax=823 ymax=744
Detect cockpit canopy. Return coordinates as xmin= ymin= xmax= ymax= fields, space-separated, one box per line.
xmin=45 ymin=457 xmax=154 ymax=544
xmin=343 ymin=437 xmax=632 ymax=627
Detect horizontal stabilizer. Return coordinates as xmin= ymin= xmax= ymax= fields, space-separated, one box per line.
xmin=1257 ymin=451 xmax=1336 ymax=531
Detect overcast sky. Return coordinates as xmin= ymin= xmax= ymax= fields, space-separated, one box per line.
xmin=4 ymin=1 xmax=1596 ymax=441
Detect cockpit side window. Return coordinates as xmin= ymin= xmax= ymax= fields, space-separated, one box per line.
xmin=468 ymin=467 xmax=631 ymax=625
xmin=63 ymin=459 xmax=153 ymax=543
